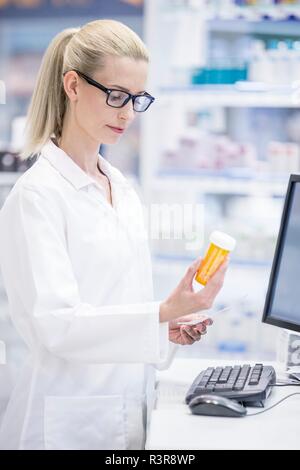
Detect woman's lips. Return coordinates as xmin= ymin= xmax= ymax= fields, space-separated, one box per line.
xmin=107 ymin=125 xmax=125 ymax=134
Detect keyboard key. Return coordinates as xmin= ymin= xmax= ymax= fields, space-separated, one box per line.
xmin=206 ymin=384 xmax=215 ymax=392
xmin=214 ymin=383 xmax=232 ymax=391
xmin=210 ymin=367 xmax=223 ymax=383
xmin=218 ymin=366 xmax=232 ymax=383
xmin=238 ymin=365 xmax=251 ymax=381
xmin=198 ymin=378 xmax=210 ymax=388
xmin=249 ymin=377 xmax=259 ymax=385
xmin=203 ymin=367 xmax=215 ymax=379
xmin=233 ymin=380 xmax=246 ymax=391
xmin=228 ymin=374 xmax=239 ymax=384
xmin=227 ymin=367 xmax=241 ymax=385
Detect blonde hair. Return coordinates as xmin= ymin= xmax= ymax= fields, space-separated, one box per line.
xmin=20 ymin=19 xmax=149 ymax=160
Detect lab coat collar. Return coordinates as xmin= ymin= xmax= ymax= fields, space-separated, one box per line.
xmin=40 ymin=139 xmax=115 ymax=191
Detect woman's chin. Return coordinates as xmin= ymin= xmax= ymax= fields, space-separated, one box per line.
xmin=101 ymin=134 xmax=123 ymax=145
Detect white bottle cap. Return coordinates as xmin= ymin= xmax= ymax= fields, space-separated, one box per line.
xmin=209 ymin=230 xmax=236 ymax=251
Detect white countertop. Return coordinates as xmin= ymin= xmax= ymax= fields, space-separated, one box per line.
xmin=146 ymin=358 xmax=300 ymax=450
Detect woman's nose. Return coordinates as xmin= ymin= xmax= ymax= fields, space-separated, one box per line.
xmin=118 ymin=99 xmax=135 ymax=121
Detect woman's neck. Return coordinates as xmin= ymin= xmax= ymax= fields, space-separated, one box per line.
xmin=57 ymin=114 xmax=101 ymax=177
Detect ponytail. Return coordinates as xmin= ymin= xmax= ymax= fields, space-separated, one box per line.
xmin=20 ymin=28 xmax=79 ymax=160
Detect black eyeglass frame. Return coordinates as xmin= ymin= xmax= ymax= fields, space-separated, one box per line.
xmin=70 ymin=70 xmax=155 ymax=112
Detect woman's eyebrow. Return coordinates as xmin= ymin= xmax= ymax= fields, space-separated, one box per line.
xmin=109 ymin=84 xmax=145 ymax=94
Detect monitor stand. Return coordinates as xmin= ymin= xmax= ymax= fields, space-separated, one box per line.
xmin=287 ymin=367 xmax=300 ymax=381
xmin=276 ymin=329 xmax=300 ymax=373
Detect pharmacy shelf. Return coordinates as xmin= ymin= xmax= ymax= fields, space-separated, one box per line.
xmin=153 ymin=174 xmax=288 ymax=197
xmin=158 ymin=85 xmax=300 ymax=108
xmin=207 ymin=18 xmax=300 ymax=36
xmin=161 ymin=5 xmax=300 ymax=22
xmin=206 ymin=5 xmax=300 ymax=22
xmin=0 ymin=172 xmax=21 ymax=186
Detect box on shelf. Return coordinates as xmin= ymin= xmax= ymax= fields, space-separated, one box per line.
xmin=0 ymin=150 xmax=37 ymax=173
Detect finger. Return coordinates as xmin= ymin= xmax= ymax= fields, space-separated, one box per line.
xmin=181 ymin=328 xmax=195 ymax=345
xmin=203 ymin=317 xmax=213 ymax=326
xmin=183 ymin=257 xmax=202 ymax=289
xmin=194 ymin=325 xmax=206 ymax=335
xmin=181 ymin=330 xmax=194 ymax=345
xmin=183 ymin=326 xmax=202 ymax=341
xmin=184 ymin=326 xmax=201 ymax=341
xmin=202 ymin=261 xmax=228 ymax=298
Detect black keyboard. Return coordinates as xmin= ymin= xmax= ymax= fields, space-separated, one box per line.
xmin=185 ymin=363 xmax=276 ymax=407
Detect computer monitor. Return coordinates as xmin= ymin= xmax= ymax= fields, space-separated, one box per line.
xmin=262 ymin=174 xmax=300 ymax=333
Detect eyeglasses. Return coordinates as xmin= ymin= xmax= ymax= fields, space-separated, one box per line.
xmin=73 ymin=70 xmax=155 ymax=112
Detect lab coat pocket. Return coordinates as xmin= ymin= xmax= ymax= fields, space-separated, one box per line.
xmin=44 ymin=395 xmax=127 ymax=450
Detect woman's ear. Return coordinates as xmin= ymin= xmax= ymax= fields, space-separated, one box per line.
xmin=63 ymin=71 xmax=80 ymax=102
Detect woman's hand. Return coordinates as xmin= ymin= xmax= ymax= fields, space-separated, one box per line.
xmin=160 ymin=257 xmax=228 ymax=323
xmin=169 ymin=315 xmax=213 ymax=345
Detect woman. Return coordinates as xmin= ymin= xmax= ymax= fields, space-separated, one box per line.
xmin=0 ymin=20 xmax=227 ymax=450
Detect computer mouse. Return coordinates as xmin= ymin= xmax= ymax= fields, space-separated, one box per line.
xmin=188 ymin=394 xmax=247 ymax=418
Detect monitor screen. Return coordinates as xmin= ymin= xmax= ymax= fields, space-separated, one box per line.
xmin=262 ymin=175 xmax=300 ymax=333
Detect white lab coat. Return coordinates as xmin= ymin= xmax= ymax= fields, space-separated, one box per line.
xmin=0 ymin=140 xmax=172 ymax=450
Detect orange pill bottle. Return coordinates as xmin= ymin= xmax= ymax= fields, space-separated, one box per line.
xmin=195 ymin=231 xmax=236 ymax=286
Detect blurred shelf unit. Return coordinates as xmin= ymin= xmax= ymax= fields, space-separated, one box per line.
xmin=207 ymin=18 xmax=300 ymax=35
xmin=0 ymin=150 xmax=35 ymax=194
xmin=143 ymin=0 xmax=300 ymax=186
xmin=143 ymin=0 xmax=300 ymax=267
xmin=206 ymin=4 xmax=300 ymax=22
xmin=161 ymin=1 xmax=300 ymax=22
xmin=153 ymin=173 xmax=288 ymax=197
xmin=158 ymin=84 xmax=300 ymax=108
xmin=0 ymin=149 xmax=35 ymax=170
